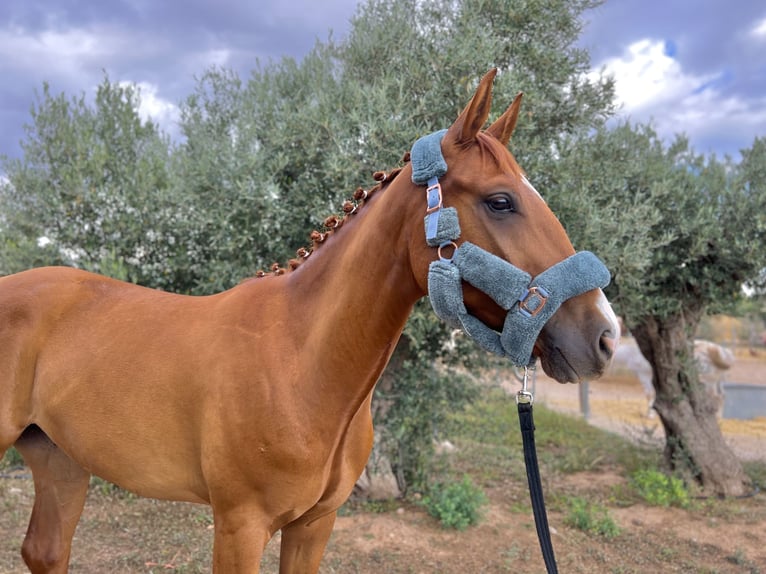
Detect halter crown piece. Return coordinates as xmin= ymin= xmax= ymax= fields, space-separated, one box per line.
xmin=410 ymin=130 xmax=611 ymax=367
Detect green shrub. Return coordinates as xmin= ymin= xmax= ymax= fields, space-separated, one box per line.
xmin=0 ymin=446 xmax=24 ymax=469
xmin=564 ymin=496 xmax=620 ymax=538
xmin=631 ymin=469 xmax=690 ymax=508
xmin=744 ymin=460 xmax=766 ymax=491
xmin=422 ymin=476 xmax=488 ymax=530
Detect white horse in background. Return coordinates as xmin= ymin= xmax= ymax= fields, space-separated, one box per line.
xmin=609 ymin=338 xmax=735 ymax=417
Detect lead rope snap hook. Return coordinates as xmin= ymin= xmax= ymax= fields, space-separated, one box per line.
xmin=516 ymin=366 xmax=534 ymax=405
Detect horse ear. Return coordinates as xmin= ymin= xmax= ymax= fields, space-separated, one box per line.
xmin=449 ymin=68 xmax=497 ymax=145
xmin=486 ymin=92 xmax=523 ymax=146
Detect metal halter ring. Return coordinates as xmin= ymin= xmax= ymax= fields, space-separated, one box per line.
xmin=437 ymin=241 xmax=458 ymax=262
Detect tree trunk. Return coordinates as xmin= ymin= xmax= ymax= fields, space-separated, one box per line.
xmin=630 ymin=312 xmax=752 ymax=497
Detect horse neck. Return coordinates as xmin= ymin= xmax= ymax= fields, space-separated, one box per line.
xmin=281 ymin=172 xmax=426 ymax=409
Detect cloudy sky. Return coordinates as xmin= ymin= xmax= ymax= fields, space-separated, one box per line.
xmin=1 ymin=0 xmax=764 ymax=166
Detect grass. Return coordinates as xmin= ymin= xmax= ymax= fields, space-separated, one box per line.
xmin=443 ymin=387 xmax=660 ymax=479
xmin=564 ymin=496 xmax=621 ymax=538
xmin=436 ymin=387 xmax=766 ymax=571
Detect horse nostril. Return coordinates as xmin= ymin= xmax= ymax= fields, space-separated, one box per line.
xmin=599 ymin=330 xmax=617 ymax=361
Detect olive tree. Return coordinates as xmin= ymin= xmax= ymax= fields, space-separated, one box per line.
xmin=0 ymin=78 xmax=185 ymax=290
xmin=552 ymin=124 xmax=766 ymax=496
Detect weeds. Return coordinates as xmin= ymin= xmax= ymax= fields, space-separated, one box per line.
xmin=421 ymin=475 xmax=487 ymax=530
xmin=744 ymin=460 xmax=766 ymax=491
xmin=726 ymin=547 xmax=761 ymax=573
xmin=0 ymin=447 xmax=24 ymax=469
xmin=631 ymin=469 xmax=690 ymax=508
xmin=89 ymin=476 xmax=135 ymax=500
xmin=564 ymin=496 xmax=620 ymax=538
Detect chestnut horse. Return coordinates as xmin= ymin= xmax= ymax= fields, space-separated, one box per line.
xmin=0 ymin=69 xmax=618 ymax=573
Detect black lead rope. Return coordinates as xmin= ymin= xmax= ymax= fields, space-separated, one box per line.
xmin=517 ymin=368 xmax=559 ymax=574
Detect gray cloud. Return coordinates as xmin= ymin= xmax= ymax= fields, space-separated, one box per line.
xmin=0 ymin=0 xmax=358 ymax=163
xmin=580 ymin=0 xmax=766 ymax=157
xmin=1 ymin=0 xmax=763 ymax=164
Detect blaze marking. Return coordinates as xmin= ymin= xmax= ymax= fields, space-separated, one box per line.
xmin=521 ymin=175 xmax=544 ymax=201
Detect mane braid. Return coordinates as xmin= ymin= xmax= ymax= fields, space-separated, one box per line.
xmin=254 ymin=161 xmax=408 ymax=277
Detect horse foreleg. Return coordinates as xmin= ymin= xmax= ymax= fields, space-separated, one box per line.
xmin=278 ymin=511 xmax=336 ymax=574
xmin=14 ymin=429 xmax=90 ymax=574
xmin=211 ymin=505 xmax=271 ymax=573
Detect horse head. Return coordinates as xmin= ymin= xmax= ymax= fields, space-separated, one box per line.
xmin=408 ymin=69 xmax=619 ymax=383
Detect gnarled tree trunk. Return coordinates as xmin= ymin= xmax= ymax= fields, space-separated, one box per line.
xmin=630 ymin=311 xmax=752 ymax=497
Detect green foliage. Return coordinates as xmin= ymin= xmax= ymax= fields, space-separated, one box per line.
xmin=421 ymin=475 xmax=488 ymax=530
xmin=551 ymin=124 xmax=766 ymax=325
xmin=374 ymin=317 xmax=481 ymax=492
xmin=744 ymin=460 xmax=766 ymax=491
xmin=550 ymin=123 xmax=765 ymax=493
xmin=631 ymin=469 xmax=690 ymax=508
xmin=0 ymin=77 xmax=188 ymax=289
xmin=341 ymin=0 xmax=613 ymax=160
xmin=172 ymin=58 xmax=367 ymax=293
xmin=89 ymin=476 xmax=135 ymax=499
xmin=0 ymin=447 xmax=24 ymax=469
xmin=564 ymin=496 xmax=620 ymax=538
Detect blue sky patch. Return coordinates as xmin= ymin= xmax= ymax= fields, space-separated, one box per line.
xmin=663 ymin=39 xmax=677 ymax=58
xmin=693 ymin=69 xmax=734 ymax=95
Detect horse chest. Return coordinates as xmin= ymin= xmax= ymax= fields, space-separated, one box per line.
xmin=205 ymin=389 xmax=373 ymax=496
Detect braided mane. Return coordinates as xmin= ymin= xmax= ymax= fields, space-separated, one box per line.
xmin=254 ymin=154 xmax=411 ymax=278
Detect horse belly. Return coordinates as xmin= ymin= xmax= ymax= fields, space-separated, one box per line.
xmin=31 ymin=349 xmax=211 ymax=503
xmin=34 ymin=395 xmax=210 ymax=503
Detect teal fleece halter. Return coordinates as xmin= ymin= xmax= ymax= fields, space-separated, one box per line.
xmin=410 ymin=130 xmax=611 ymax=367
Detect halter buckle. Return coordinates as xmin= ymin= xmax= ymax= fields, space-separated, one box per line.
xmin=518 ymin=286 xmax=549 ymax=318
xmin=425 ymin=181 xmax=443 ymax=215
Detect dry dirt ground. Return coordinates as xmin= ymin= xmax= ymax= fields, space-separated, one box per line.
xmin=1 ymin=353 xmax=764 ymax=573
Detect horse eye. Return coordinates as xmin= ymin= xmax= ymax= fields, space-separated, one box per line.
xmin=486 ymin=194 xmax=515 ymax=214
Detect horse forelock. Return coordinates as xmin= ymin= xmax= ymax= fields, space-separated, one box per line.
xmin=465 ymin=132 xmax=535 ymax=198
xmin=474 ymin=132 xmax=522 ymax=175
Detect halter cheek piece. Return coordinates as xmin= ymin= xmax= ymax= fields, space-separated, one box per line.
xmin=411 ymin=130 xmax=611 ymax=367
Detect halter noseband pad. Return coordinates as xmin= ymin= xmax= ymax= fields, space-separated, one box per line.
xmin=428 ymin=246 xmax=610 ymax=366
